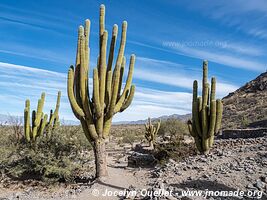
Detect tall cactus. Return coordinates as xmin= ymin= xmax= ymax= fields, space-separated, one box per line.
xmin=145 ymin=118 xmax=161 ymax=149
xmin=67 ymin=4 xmax=135 ymax=178
xmin=24 ymin=93 xmax=47 ymax=142
xmin=47 ymin=91 xmax=61 ymax=133
xmin=24 ymin=91 xmax=61 ymax=142
xmin=187 ymin=61 xmax=223 ymax=154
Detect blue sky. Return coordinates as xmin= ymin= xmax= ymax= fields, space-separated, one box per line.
xmin=0 ymin=0 xmax=266 ymax=122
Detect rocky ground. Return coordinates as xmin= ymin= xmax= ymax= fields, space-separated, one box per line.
xmin=0 ymin=136 xmax=266 ymax=200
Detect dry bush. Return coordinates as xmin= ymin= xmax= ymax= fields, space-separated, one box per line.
xmin=0 ymin=125 xmax=93 ymax=184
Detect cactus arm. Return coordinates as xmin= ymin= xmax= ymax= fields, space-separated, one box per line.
xmin=84 ymin=20 xmax=93 ymax=116
xmin=99 ymin=4 xmax=105 ymax=51
xmin=114 ymin=21 xmax=127 ymax=72
xmin=67 ymin=66 xmax=85 ymax=118
xmin=192 ymin=81 xmax=202 ymax=137
xmin=107 ymin=25 xmax=118 ymax=72
xmin=198 ymin=97 xmax=202 ymax=112
xmin=105 ymin=25 xmax=118 ymax=107
xmin=93 ymin=68 xmax=102 ymax=118
xmin=105 ymin=71 xmax=113 ymax=109
xmin=117 ymin=57 xmax=125 ymax=100
xmin=215 ymin=99 xmax=223 ymax=133
xmin=114 ymin=55 xmax=135 ymax=113
xmin=38 ymin=114 xmax=48 ymax=137
xmin=99 ymin=31 xmax=108 ymax=109
xmin=80 ymin=34 xmax=93 ymax=120
xmin=74 ymin=28 xmax=83 ymax=108
xmin=34 ymin=93 xmax=45 ymax=126
xmin=108 ymin=22 xmax=128 ymax=117
xmin=109 ymin=65 xmax=120 ymax=117
xmin=207 ymin=77 xmax=216 ymax=137
xmin=84 ymin=19 xmax=90 ymax=67
xmin=120 ymin=85 xmax=135 ymax=112
xmin=155 ymin=120 xmax=161 ymax=134
xmin=210 ymin=77 xmax=216 ymax=102
xmin=24 ymin=99 xmax=31 ymax=142
xmin=202 ymin=60 xmax=208 ymax=94
xmin=54 ymin=91 xmax=61 ymax=115
xmin=208 ymin=100 xmax=216 ymax=137
xmin=201 ymin=83 xmax=209 ymax=138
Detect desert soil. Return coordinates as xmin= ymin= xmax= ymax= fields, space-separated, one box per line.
xmin=0 ymin=136 xmax=266 ymax=200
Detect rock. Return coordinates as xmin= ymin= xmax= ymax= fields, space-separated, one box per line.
xmin=262 ymin=176 xmax=267 ymax=183
xmin=128 ymin=152 xmax=156 ymax=167
xmin=255 ymin=179 xmax=266 ymax=190
xmin=202 ymin=174 xmax=209 ymax=179
xmin=247 ymin=183 xmax=256 ymax=190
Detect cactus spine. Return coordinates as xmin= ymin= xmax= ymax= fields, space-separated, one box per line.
xmin=67 ymin=4 xmax=135 ymax=178
xmin=187 ymin=61 xmax=223 ymax=154
xmin=145 ymin=118 xmax=161 ymax=149
xmin=24 ymin=91 xmax=61 ymax=142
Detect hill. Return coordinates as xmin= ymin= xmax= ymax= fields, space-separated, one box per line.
xmin=222 ymin=72 xmax=267 ymax=129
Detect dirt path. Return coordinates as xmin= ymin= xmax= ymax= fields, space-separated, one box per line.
xmin=78 ymin=154 xmax=151 ymax=200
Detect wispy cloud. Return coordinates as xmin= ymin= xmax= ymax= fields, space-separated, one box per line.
xmin=135 ymin=57 xmax=238 ymax=97
xmin=0 ymin=61 xmax=198 ymax=122
xmin=179 ymin=0 xmax=267 ymax=40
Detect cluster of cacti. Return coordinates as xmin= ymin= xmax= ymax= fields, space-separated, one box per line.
xmin=187 ymin=61 xmax=223 ymax=154
xmin=145 ymin=118 xmax=161 ymax=149
xmin=67 ymin=4 xmax=135 ymax=178
xmin=24 ymin=91 xmax=61 ymax=142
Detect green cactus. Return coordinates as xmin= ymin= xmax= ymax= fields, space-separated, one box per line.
xmin=187 ymin=61 xmax=223 ymax=154
xmin=67 ymin=4 xmax=135 ymax=178
xmin=145 ymin=118 xmax=161 ymax=149
xmin=47 ymin=91 xmax=61 ymax=133
xmin=24 ymin=91 xmax=61 ymax=142
xmin=24 ymin=92 xmax=47 ymax=142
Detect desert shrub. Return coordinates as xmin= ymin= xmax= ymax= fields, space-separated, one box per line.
xmin=241 ymin=116 xmax=250 ymax=128
xmin=111 ymin=124 xmax=145 ymax=145
xmin=154 ymin=137 xmax=196 ymax=164
xmin=158 ymin=118 xmax=189 ymax=139
xmin=120 ymin=130 xmax=137 ymax=147
xmin=0 ymin=125 xmax=93 ymax=184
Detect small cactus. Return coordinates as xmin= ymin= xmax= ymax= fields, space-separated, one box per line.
xmin=145 ymin=118 xmax=161 ymax=149
xmin=187 ymin=61 xmax=223 ymax=154
xmin=24 ymin=91 xmax=61 ymax=142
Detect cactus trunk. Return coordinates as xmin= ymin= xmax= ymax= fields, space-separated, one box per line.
xmin=93 ymin=139 xmax=108 ymax=177
xmin=67 ymin=4 xmax=135 ymax=179
xmin=188 ymin=61 xmax=223 ymax=154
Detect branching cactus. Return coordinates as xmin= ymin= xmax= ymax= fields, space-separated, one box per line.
xmin=24 ymin=93 xmax=48 ymax=142
xmin=24 ymin=91 xmax=61 ymax=142
xmin=187 ymin=61 xmax=223 ymax=154
xmin=67 ymin=4 xmax=135 ymax=178
xmin=47 ymin=91 xmax=61 ymax=133
xmin=145 ymin=118 xmax=161 ymax=149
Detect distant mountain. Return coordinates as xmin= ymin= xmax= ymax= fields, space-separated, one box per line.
xmin=0 ymin=114 xmax=79 ymax=126
xmin=222 ymin=71 xmax=267 ymax=129
xmin=114 ymin=113 xmax=191 ymax=125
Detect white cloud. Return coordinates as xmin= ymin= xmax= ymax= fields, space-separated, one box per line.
xmin=135 ymin=57 xmax=238 ymax=97
xmin=0 ymin=61 xmax=238 ymax=122
xmin=161 ymin=44 xmax=266 ymax=72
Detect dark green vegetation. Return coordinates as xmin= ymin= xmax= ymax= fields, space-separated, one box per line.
xmin=0 ymin=124 xmax=92 ymax=184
